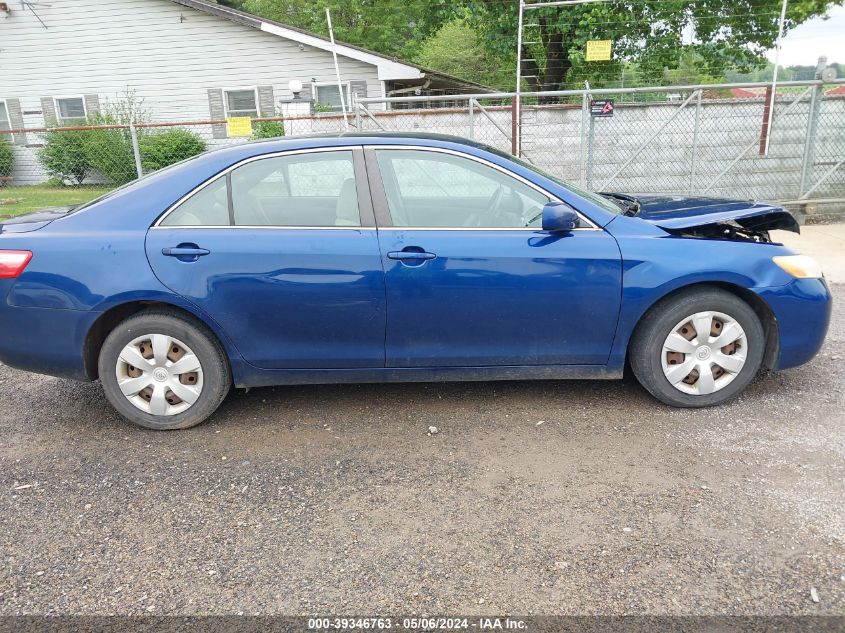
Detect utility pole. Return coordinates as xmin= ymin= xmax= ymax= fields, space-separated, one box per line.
xmin=763 ymin=0 xmax=789 ymax=156
xmin=326 ymin=8 xmax=349 ymax=130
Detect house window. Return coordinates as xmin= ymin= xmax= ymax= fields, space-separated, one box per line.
xmin=314 ymin=83 xmax=350 ymax=112
xmin=224 ymin=89 xmax=259 ymax=118
xmin=0 ymin=101 xmax=10 ymax=131
xmin=55 ymin=97 xmax=87 ymax=124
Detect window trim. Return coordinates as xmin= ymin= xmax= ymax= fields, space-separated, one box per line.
xmin=0 ymin=99 xmax=10 ymax=132
xmin=54 ymin=95 xmax=87 ymax=124
xmin=364 ymin=146 xmax=599 ymax=231
xmin=152 ymin=146 xmax=375 ymax=229
xmin=313 ymin=81 xmax=351 ymax=113
xmin=153 ymin=145 xmax=599 ymax=231
xmin=222 ymin=87 xmax=260 ymax=119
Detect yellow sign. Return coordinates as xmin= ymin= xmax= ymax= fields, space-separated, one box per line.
xmin=226 ymin=116 xmax=253 ymax=137
xmin=585 ymin=40 xmax=612 ymax=62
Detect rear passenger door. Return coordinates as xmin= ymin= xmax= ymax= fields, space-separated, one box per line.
xmin=146 ymin=147 xmax=387 ymax=369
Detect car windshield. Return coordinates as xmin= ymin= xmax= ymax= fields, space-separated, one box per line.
xmin=485 ymin=147 xmax=623 ymax=215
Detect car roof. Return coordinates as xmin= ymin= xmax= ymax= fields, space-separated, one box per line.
xmin=242 ymin=131 xmax=493 ymax=151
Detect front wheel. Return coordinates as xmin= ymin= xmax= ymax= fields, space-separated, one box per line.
xmin=630 ymin=288 xmax=766 ymax=407
xmin=98 ymin=310 xmax=231 ymax=429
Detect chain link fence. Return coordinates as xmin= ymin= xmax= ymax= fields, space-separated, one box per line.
xmin=2 ymin=80 xmax=843 ymax=222
xmin=354 ymin=80 xmax=845 ymax=222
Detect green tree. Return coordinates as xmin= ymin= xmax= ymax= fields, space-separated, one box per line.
xmin=725 ymin=61 xmax=794 ymax=82
xmin=242 ymin=0 xmax=453 ymax=59
xmin=413 ymin=19 xmax=513 ymax=90
xmin=462 ymin=0 xmax=845 ymax=93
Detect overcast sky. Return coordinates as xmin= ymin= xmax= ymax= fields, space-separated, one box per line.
xmin=765 ymin=4 xmax=845 ymax=67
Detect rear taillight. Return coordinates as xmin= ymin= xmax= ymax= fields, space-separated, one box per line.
xmin=0 ymin=251 xmax=33 ymax=279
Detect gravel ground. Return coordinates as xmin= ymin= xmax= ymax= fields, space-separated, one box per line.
xmin=1 ymin=286 xmax=843 ymax=617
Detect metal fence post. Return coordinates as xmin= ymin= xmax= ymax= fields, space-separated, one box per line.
xmin=129 ymin=124 xmax=143 ymax=179
xmin=579 ymin=92 xmax=588 ymax=186
xmin=587 ymin=113 xmax=596 ymax=189
xmin=351 ymin=91 xmax=360 ymax=130
xmin=689 ymin=90 xmax=703 ymax=194
xmin=799 ymin=83 xmax=822 ymax=197
xmin=468 ymin=98 xmax=475 ymax=140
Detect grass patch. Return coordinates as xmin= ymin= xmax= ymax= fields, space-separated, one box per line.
xmin=0 ymin=185 xmax=112 ymax=217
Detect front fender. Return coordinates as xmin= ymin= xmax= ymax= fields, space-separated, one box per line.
xmin=605 ymin=216 xmax=799 ymax=372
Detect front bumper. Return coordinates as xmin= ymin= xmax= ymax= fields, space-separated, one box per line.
xmin=756 ymin=277 xmax=832 ymax=370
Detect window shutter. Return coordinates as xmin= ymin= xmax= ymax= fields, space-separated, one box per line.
xmin=6 ymin=98 xmax=26 ymax=145
xmin=300 ymin=83 xmax=313 ymax=114
xmin=350 ymin=80 xmax=368 ymax=104
xmin=40 ymin=97 xmax=58 ymax=126
xmin=207 ymin=89 xmax=227 ymax=139
xmin=257 ymin=85 xmax=275 ymax=117
xmin=84 ymin=94 xmax=100 ymax=117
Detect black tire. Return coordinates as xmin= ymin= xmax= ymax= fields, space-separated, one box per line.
xmin=98 ymin=309 xmax=231 ymax=430
xmin=629 ymin=287 xmax=766 ymax=408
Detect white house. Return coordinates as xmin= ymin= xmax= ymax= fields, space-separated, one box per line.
xmin=0 ymin=0 xmax=485 ymax=183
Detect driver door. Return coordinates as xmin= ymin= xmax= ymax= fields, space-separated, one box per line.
xmin=368 ymin=147 xmax=622 ymax=368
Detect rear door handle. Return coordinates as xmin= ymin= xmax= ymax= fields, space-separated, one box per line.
xmin=387 ymin=251 xmax=436 ymax=261
xmin=162 ymin=247 xmax=210 ymax=257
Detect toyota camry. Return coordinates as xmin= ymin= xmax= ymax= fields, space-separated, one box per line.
xmin=0 ymin=133 xmax=831 ymax=429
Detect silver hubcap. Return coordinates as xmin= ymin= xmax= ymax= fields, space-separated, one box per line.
xmin=115 ymin=334 xmax=203 ymax=417
xmin=661 ymin=311 xmax=747 ymax=396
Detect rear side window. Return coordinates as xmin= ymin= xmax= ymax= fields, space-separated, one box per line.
xmin=160 ymin=176 xmax=229 ymax=226
xmin=230 ymin=151 xmax=359 ymax=227
xmin=160 ymin=150 xmax=360 ymax=227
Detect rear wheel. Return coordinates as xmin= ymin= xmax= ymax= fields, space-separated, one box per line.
xmin=630 ymin=288 xmax=765 ymax=407
xmin=98 ymin=310 xmax=230 ymax=429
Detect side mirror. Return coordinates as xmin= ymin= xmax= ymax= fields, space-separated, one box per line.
xmin=541 ymin=202 xmax=579 ymax=233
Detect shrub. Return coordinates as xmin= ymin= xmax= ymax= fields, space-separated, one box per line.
xmin=86 ymin=127 xmax=137 ymax=185
xmin=139 ymin=129 xmax=207 ymax=173
xmin=252 ymin=120 xmax=285 ymax=139
xmin=38 ymin=130 xmax=92 ymax=184
xmin=0 ymin=135 xmax=13 ymax=180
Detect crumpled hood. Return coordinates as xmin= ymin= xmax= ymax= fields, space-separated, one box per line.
xmin=625 ymin=194 xmax=799 ymax=233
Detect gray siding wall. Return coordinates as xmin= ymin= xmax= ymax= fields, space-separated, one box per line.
xmin=0 ymin=0 xmax=385 ymax=183
xmin=0 ymin=0 xmax=383 ymax=122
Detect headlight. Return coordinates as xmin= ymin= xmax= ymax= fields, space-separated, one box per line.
xmin=772 ymin=255 xmax=824 ymax=279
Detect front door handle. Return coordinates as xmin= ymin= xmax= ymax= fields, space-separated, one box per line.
xmin=387 ymin=251 xmax=436 ymax=261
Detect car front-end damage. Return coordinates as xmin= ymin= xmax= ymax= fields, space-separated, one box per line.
xmin=603 ymin=193 xmax=800 ymax=244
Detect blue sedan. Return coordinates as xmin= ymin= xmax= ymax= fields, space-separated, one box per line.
xmin=0 ymin=134 xmax=831 ymax=429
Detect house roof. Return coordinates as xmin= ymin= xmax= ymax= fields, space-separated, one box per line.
xmin=168 ymin=0 xmax=491 ymax=90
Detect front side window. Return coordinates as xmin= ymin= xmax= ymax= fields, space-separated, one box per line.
xmin=315 ymin=84 xmax=350 ymax=112
xmin=56 ymin=97 xmax=86 ymax=124
xmin=160 ymin=150 xmax=360 ymax=228
xmin=375 ymin=150 xmax=550 ymax=228
xmin=225 ymin=89 xmax=258 ymax=118
xmin=0 ymin=101 xmax=10 ymax=131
